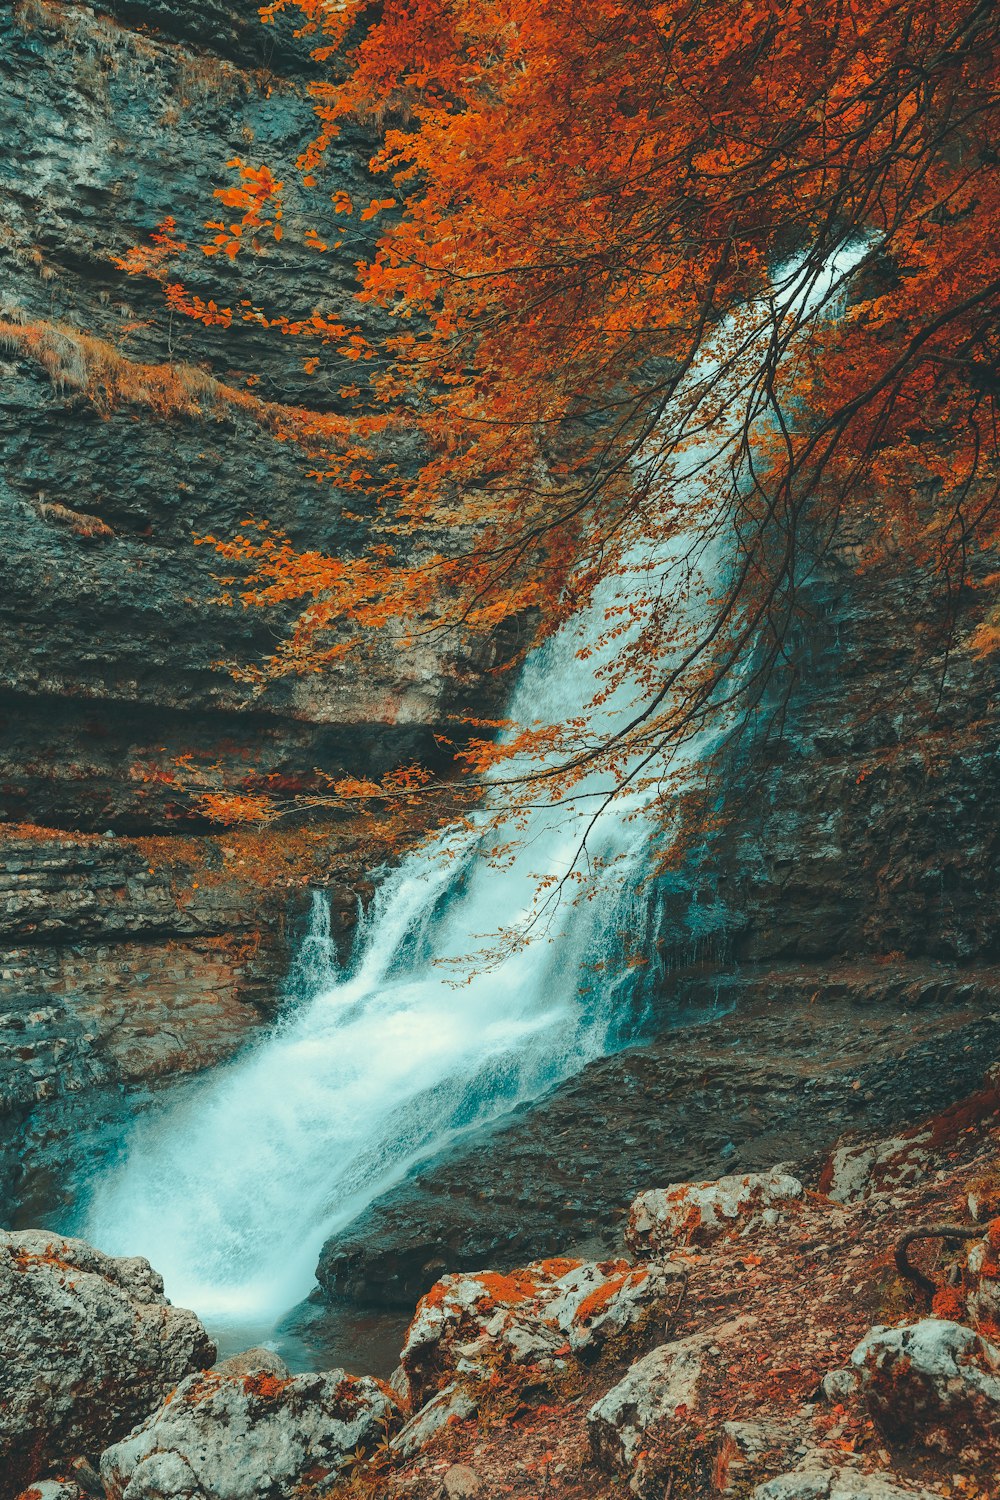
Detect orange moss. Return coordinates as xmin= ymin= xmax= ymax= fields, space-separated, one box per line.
xmin=535 ymin=1258 xmax=584 ymax=1278
xmin=243 ymin=1370 xmax=292 ymax=1399
xmin=931 ymin=1286 xmax=966 ymax=1320
xmin=573 ymin=1266 xmax=648 ymax=1325
xmin=473 ymin=1271 xmax=540 ymax=1305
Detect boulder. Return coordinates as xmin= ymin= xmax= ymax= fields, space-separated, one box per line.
xmin=0 ymin=1230 xmax=215 ymax=1498
xmin=849 ymin=1318 xmax=1000 ymax=1452
xmin=966 ymin=1218 xmax=1000 ymax=1325
xmin=819 ymin=1134 xmax=931 ymax=1205
xmin=391 ymin=1382 xmax=478 ymax=1459
xmin=626 ymin=1170 xmax=804 ymax=1254
xmin=213 ymin=1346 xmax=291 ymax=1380
xmin=587 ymin=1330 xmax=715 ymax=1472
xmin=401 ymin=1256 xmax=682 ymax=1406
xmin=712 ymin=1419 xmax=802 ymax=1496
xmin=99 ymin=1366 xmax=403 ymax=1500
xmin=752 ymin=1463 xmax=941 ymax=1498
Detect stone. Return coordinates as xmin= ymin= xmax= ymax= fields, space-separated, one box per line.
xmin=819 ymin=1070 xmax=1000 ymax=1206
xmin=442 ymin=1465 xmax=482 ymax=1499
xmin=712 ymin=1420 xmax=801 ymax=1495
xmin=626 ymin=1170 xmax=804 ymax=1254
xmin=0 ymin=1230 xmax=215 ymax=1499
xmin=587 ymin=1330 xmax=713 ymax=1472
xmin=391 ymin=1382 xmax=478 ymax=1459
xmin=849 ymin=1318 xmax=1000 ymax=1451
xmin=400 ymin=1256 xmax=683 ymax=1406
xmin=820 ymin=1133 xmax=932 ymax=1204
xmin=213 ymin=1346 xmax=291 ymax=1380
xmin=99 ymin=1366 xmax=403 ymax=1500
xmin=819 ymin=1367 xmax=861 ymax=1403
xmin=752 ymin=1462 xmax=941 ymax=1497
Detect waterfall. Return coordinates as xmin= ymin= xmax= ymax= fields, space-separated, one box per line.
xmin=83 ymin=243 xmax=867 ymax=1342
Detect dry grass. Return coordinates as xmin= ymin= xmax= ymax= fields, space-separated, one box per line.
xmin=33 ymin=498 xmax=114 ymax=540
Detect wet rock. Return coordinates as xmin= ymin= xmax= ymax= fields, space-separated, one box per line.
xmin=400 ymin=1256 xmax=683 ymax=1407
xmin=626 ymin=1169 xmax=804 ymax=1254
xmin=850 ymin=1318 xmax=1000 ymax=1451
xmin=213 ymin=1346 xmax=291 ymax=1380
xmin=752 ymin=1463 xmax=940 ymax=1498
xmin=391 ymin=1382 xmax=478 ymax=1459
xmin=0 ymin=1229 xmax=214 ymax=1499
xmin=99 ymin=1366 xmax=403 ymax=1500
xmin=966 ymin=1218 xmax=1000 ymax=1325
xmin=319 ymin=976 xmax=1000 ymax=1310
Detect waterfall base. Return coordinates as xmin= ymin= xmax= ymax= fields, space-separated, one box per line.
xmin=316 ymin=959 xmax=1000 ymax=1309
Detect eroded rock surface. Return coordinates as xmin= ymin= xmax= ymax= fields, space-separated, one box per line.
xmin=586 ymin=1328 xmax=719 ymax=1472
xmin=0 ymin=1229 xmax=214 ymax=1499
xmin=318 ymin=973 xmax=1000 ymax=1307
xmin=752 ymin=1464 xmax=941 ymax=1498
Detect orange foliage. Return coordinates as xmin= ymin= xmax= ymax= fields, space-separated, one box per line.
xmin=116 ymin=0 xmax=1000 ymax=827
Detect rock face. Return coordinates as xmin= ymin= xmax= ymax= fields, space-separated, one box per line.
xmin=0 ymin=0 xmax=511 ymax=1222
xmin=318 ymin=971 xmax=1000 ymax=1306
xmin=849 ymin=1319 xmax=1000 ymax=1452
xmin=99 ymin=1365 xmax=403 ymax=1500
xmin=626 ymin=1169 xmax=804 ymax=1255
xmin=0 ymin=1229 xmax=215 ymax=1499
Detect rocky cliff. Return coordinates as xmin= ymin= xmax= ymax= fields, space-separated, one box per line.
xmin=0 ymin=0 xmax=511 ymax=1218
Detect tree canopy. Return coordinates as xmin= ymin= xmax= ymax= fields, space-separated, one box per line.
xmin=122 ymin=0 xmax=1000 ymax=830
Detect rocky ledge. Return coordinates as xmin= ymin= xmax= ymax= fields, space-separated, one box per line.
xmin=6 ymin=1065 xmax=1000 ymax=1500
xmin=317 ymin=960 xmax=1000 ymax=1307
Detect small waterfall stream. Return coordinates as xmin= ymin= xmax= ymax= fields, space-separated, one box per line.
xmin=83 ymin=245 xmax=866 ymax=1354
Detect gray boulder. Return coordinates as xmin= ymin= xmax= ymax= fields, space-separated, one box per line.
xmin=99 ymin=1365 xmax=403 ymax=1499
xmin=587 ymin=1330 xmax=714 ymax=1471
xmin=626 ymin=1170 xmax=804 ymax=1255
xmin=0 ymin=1230 xmax=214 ymax=1498
xmin=850 ymin=1318 xmax=1000 ymax=1452
xmin=753 ymin=1463 xmax=941 ymax=1498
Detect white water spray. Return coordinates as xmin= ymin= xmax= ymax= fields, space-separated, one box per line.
xmin=84 ymin=243 xmax=867 ymax=1340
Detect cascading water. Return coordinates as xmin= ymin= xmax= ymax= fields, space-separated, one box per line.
xmin=83 ymin=243 xmax=867 ymax=1351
